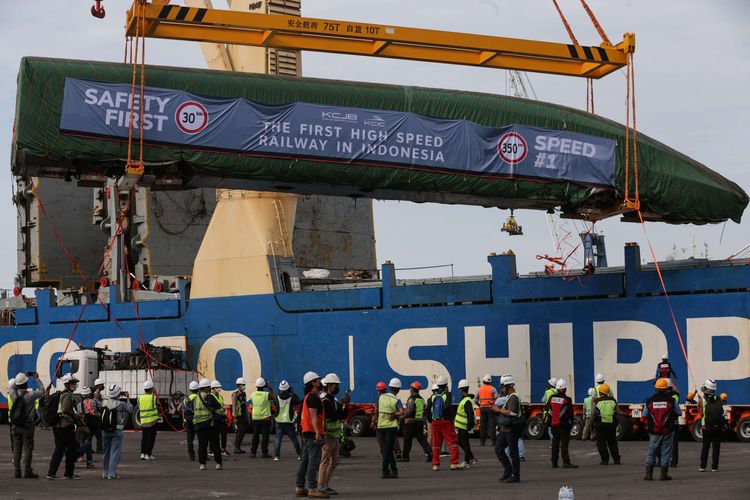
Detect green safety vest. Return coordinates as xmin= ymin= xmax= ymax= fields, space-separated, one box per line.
xmin=596 ymin=398 xmax=617 ymax=424
xmin=8 ymin=394 xmax=12 ymax=413
xmin=193 ymin=393 xmax=212 ymax=425
xmin=233 ymin=390 xmax=246 ymax=416
xmin=414 ymin=396 xmax=425 ymax=421
xmin=325 ymin=397 xmax=343 ymax=438
xmin=138 ymin=394 xmax=158 ymax=425
xmin=543 ymin=388 xmax=556 ymax=415
xmin=377 ymin=393 xmax=399 ymax=429
xmin=275 ymin=396 xmax=293 ymax=424
xmin=454 ymin=396 xmax=474 ymax=431
xmin=595 ymin=383 xmax=604 ymax=398
xmin=583 ymin=396 xmax=593 ymax=416
xmin=251 ymin=391 xmax=271 ymax=420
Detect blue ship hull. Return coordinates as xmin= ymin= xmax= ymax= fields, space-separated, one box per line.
xmin=2 ymin=244 xmax=749 ymax=406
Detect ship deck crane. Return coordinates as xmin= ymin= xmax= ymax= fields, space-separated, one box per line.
xmin=125 ymin=1 xmax=634 ymax=79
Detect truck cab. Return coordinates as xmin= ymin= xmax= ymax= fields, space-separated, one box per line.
xmin=56 ymin=348 xmax=113 ymax=391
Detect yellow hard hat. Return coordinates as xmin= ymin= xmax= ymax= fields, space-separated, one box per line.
xmin=597 ymin=383 xmax=610 ymax=396
xmin=687 ymin=392 xmax=695 ymax=400
xmin=720 ymin=393 xmax=728 ymax=401
xmin=655 ymin=378 xmax=669 ymax=390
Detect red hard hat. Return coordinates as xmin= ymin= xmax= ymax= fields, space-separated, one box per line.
xmin=410 ymin=381 xmax=422 ymax=390
xmin=376 ymin=381 xmax=387 ymax=391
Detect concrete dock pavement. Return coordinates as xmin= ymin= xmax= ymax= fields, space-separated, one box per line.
xmin=3 ymin=430 xmax=749 ymax=499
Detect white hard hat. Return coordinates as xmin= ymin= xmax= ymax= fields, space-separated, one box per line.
xmin=435 ymin=375 xmax=448 ymax=386
xmin=94 ymin=378 xmax=104 ymax=386
xmin=81 ymin=386 xmax=92 ymax=396
xmin=198 ymin=378 xmax=211 ymax=389
xmin=556 ymin=379 xmax=567 ymax=390
xmin=457 ymin=379 xmax=470 ymax=390
xmin=61 ymin=373 xmax=78 ymax=385
xmin=666 ymin=378 xmax=673 ymax=387
xmin=279 ymin=380 xmax=290 ymax=391
xmin=482 ymin=374 xmax=492 ymax=383
xmin=255 ymin=377 xmax=266 ymax=387
xmin=588 ymin=387 xmax=595 ymax=397
xmin=236 ymin=377 xmax=246 ymax=386
xmin=303 ymin=371 xmax=320 ymax=385
xmin=323 ymin=373 xmax=341 ymax=385
xmin=501 ymin=375 xmax=515 ymax=386
xmin=704 ymin=378 xmax=717 ymax=392
xmin=8 ymin=380 xmax=14 ymax=390
xmin=595 ymin=373 xmax=605 ymax=384
xmin=211 ymin=380 xmax=222 ymax=389
xmin=189 ymin=381 xmax=199 ymax=391
xmin=14 ymin=372 xmax=28 ymax=386
xmin=389 ymin=378 xmax=402 ymax=389
xmin=108 ymin=384 xmax=122 ymax=399
xmin=431 ymin=384 xmax=439 ymax=391
xmin=662 ymin=354 xmax=668 ymax=359
xmin=143 ymin=380 xmax=154 ymax=390
xmin=548 ymin=377 xmax=557 ymax=387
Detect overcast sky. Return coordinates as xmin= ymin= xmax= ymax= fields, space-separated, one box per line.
xmin=1 ymin=0 xmax=748 ymax=285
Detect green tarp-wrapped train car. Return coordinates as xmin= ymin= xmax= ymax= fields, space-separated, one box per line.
xmin=12 ymin=57 xmax=747 ymax=224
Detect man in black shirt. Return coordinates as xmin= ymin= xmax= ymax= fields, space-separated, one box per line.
xmin=318 ymin=373 xmax=350 ymax=495
xmin=545 ymin=379 xmax=577 ymax=469
xmin=700 ymin=379 xmax=725 ymax=472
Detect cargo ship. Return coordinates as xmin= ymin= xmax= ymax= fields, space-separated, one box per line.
xmin=2 ymin=2 xmax=749 ymax=443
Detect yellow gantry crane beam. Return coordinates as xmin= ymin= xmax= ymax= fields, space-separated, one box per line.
xmin=126 ymin=1 xmax=634 ymax=79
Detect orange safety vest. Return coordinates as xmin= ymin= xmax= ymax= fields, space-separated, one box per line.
xmin=477 ymin=385 xmax=495 ymax=408
xmin=300 ymin=392 xmax=326 ymax=435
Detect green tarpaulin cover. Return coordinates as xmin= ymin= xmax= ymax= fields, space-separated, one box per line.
xmin=12 ymin=57 xmax=747 ymax=224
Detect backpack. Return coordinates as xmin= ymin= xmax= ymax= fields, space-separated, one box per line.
xmin=703 ymin=398 xmax=725 ymax=431
xmin=44 ymin=391 xmax=63 ymax=427
xmin=101 ymin=403 xmax=118 ymax=432
xmin=10 ymin=393 xmax=27 ymax=426
xmin=432 ymin=394 xmax=446 ymax=420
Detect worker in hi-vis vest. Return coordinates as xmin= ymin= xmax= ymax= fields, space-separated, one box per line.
xmin=138 ymin=380 xmax=158 ymax=461
xmin=475 ymin=374 xmax=498 ymax=446
xmin=250 ymin=377 xmax=277 ymax=458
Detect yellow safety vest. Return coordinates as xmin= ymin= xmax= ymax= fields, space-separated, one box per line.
xmin=454 ymin=396 xmax=474 ymax=431
xmin=275 ymin=396 xmax=293 ymax=424
xmin=251 ymin=391 xmax=271 ymax=420
xmin=377 ymin=393 xmax=399 ymax=429
xmin=138 ymin=394 xmax=158 ymax=425
xmin=193 ymin=393 xmax=211 ymax=425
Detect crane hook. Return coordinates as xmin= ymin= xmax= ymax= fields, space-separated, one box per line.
xmin=91 ymin=0 xmax=105 ymax=19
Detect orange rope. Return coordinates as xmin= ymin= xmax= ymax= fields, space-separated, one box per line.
xmin=624 ymin=57 xmax=631 ymax=202
xmin=551 ymin=0 xmax=579 ymax=45
xmin=637 ymin=210 xmax=693 ymax=382
xmin=630 ymin=54 xmax=639 ymax=202
xmin=579 ymin=0 xmax=612 ymax=45
xmin=138 ymin=6 xmax=146 ymax=166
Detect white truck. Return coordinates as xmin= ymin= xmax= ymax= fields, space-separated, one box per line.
xmin=55 ymin=345 xmax=196 ymax=428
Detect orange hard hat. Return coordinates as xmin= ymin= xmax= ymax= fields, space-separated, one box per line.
xmin=655 ymin=378 xmax=669 ymax=390
xmin=720 ymin=393 xmax=728 ymax=401
xmin=597 ymin=383 xmax=610 ymax=396
xmin=410 ymin=381 xmax=422 ymax=390
xmin=376 ymin=381 xmax=387 ymax=391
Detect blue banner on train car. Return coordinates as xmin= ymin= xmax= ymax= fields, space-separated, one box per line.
xmin=60 ymin=78 xmax=616 ymax=188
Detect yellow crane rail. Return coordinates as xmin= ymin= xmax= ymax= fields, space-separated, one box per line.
xmin=126 ymin=1 xmax=634 ymax=79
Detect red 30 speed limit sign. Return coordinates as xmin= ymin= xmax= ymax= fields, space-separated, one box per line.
xmin=175 ymin=101 xmax=208 ymax=134
xmin=497 ymin=132 xmax=528 ymax=164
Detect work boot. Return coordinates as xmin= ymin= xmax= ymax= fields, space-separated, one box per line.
xmin=294 ymin=488 xmax=308 ymax=497
xmin=505 ymin=475 xmax=520 ymax=483
xmin=14 ymin=469 xmax=22 ymax=478
xmin=389 ymin=469 xmax=399 ymax=479
xmin=381 ymin=470 xmax=391 ymax=479
xmin=562 ymin=463 xmax=578 ymax=469
xmin=397 ymin=456 xmax=409 ymax=462
xmin=480 ymin=440 xmax=486 ymax=447
xmin=424 ymin=454 xmax=432 ymax=462
xmin=660 ymin=466 xmax=672 ymax=481
xmin=307 ymin=491 xmax=329 ymax=499
xmin=644 ymin=465 xmax=654 ymax=481
xmin=234 ymin=448 xmax=246 ymax=454
xmin=25 ymin=470 xmax=39 ymax=479
xmin=551 ymin=461 xmax=559 ymax=468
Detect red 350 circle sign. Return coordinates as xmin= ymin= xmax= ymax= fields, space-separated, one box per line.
xmin=497 ymin=132 xmax=528 ymax=164
xmin=175 ymin=101 xmax=209 ymax=134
